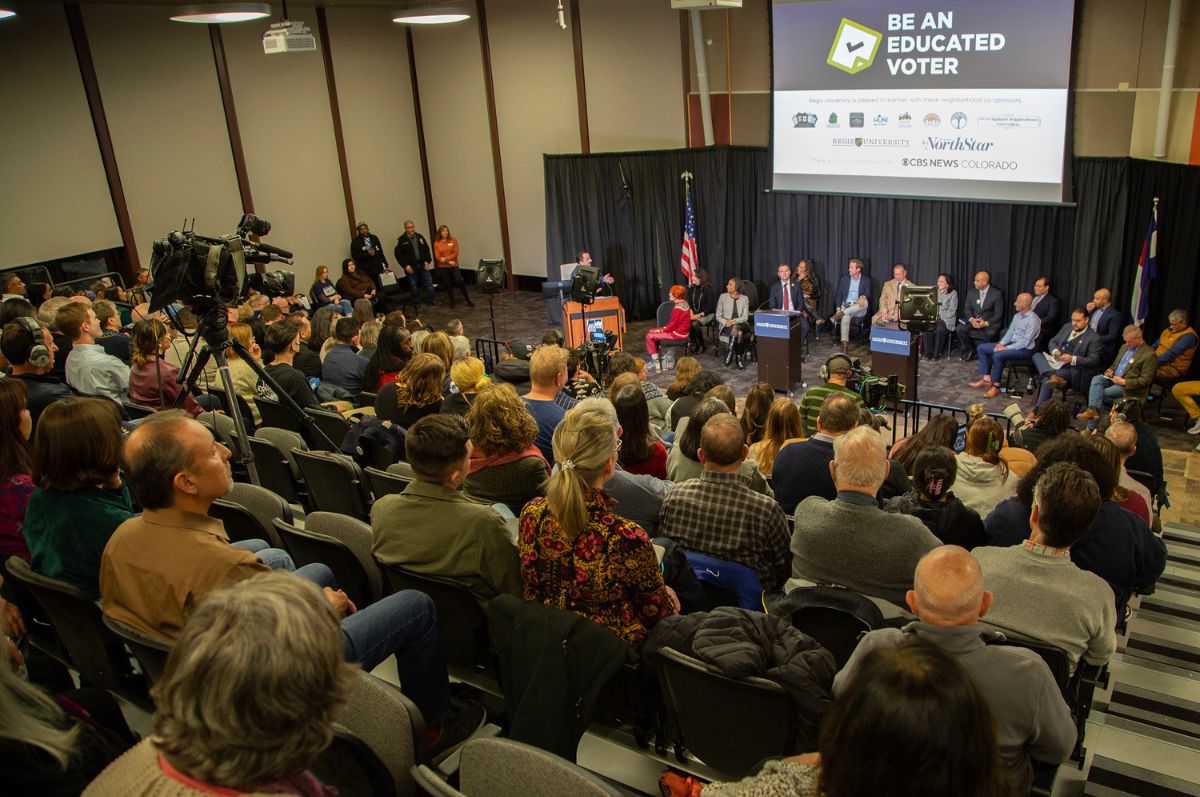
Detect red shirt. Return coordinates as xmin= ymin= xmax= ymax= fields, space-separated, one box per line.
xmin=623 ymin=441 xmax=668 ymax=480
xmin=660 ymin=306 xmax=691 ymax=337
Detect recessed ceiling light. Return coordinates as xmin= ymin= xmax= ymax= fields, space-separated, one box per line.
xmin=170 ymin=3 xmax=271 ymax=24
xmin=393 ymin=6 xmax=470 ymax=25
xmin=0 ymin=8 xmax=16 ymax=20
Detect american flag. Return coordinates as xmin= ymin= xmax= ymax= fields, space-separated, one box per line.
xmin=680 ymin=184 xmax=698 ymax=281
xmin=1130 ymin=201 xmax=1158 ymax=326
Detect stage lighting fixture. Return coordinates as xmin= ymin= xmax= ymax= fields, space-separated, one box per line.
xmin=393 ymin=5 xmax=470 ymax=24
xmin=171 ymin=3 xmax=271 ymax=24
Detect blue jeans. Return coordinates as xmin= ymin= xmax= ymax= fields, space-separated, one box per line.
xmin=409 ymin=266 xmax=435 ymax=304
xmin=1087 ymin=375 xmax=1124 ymax=420
xmin=231 ymin=539 xmax=330 ymax=583
xmin=977 ymin=344 xmax=1033 ymax=384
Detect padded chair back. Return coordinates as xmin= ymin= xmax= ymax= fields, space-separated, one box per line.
xmin=4 ymin=557 xmax=144 ymax=698
xmin=121 ymin=401 xmax=157 ymax=420
xmin=783 ymin=586 xmax=884 ymax=668
xmin=736 ymin=279 xmax=760 ymax=311
xmin=247 ymin=435 xmax=306 ymax=507
xmin=304 ymin=511 xmax=384 ymax=603
xmin=305 ymin=406 xmax=352 ymax=453
xmin=254 ymin=426 xmax=308 ymax=472
xmin=986 ymin=633 xmax=1071 ymax=692
xmin=656 ymin=301 xmax=676 ymax=327
xmin=365 ymin=466 xmax=412 ymax=500
xmin=208 ymin=386 xmax=257 ymax=432
xmin=312 ymin=730 xmax=396 ymax=797
xmin=217 ymin=481 xmax=294 ymax=549
xmin=329 ymin=670 xmax=428 ymax=797
xmin=410 ymin=765 xmax=464 ymax=796
xmin=386 ymin=461 xmax=417 ymax=479
xmin=381 ymin=567 xmax=493 ymax=674
xmin=197 ymin=410 xmax=239 ymax=448
xmin=458 ymin=737 xmax=623 ymax=796
xmin=358 ymin=391 xmax=378 ymax=408
xmin=293 ymin=449 xmax=372 ymax=520
xmin=102 ymin=614 xmax=172 ymax=685
xmin=656 ymin=646 xmax=797 ymax=778
xmin=255 ymin=396 xmax=306 ymax=434
xmin=684 ymin=551 xmax=763 ymax=611
xmin=273 ymin=520 xmax=374 ymax=608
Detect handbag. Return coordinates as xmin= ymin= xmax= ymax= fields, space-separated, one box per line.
xmin=379 ymin=271 xmax=398 ymax=288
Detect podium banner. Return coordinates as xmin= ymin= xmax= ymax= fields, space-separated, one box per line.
xmin=869 ymin=325 xmax=911 ymax=355
xmin=754 ymin=311 xmax=798 ymax=339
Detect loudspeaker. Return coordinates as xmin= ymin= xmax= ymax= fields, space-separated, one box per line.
xmin=478 ymin=259 xmax=506 ymax=295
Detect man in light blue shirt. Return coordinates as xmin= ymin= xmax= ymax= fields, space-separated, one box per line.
xmin=969 ymin=293 xmax=1041 ymax=398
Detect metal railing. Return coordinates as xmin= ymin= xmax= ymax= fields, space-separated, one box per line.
xmin=887 ymin=399 xmax=1013 ymax=446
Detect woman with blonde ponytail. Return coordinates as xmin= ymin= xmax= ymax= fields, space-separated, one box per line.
xmin=519 ymin=406 xmax=678 ymax=649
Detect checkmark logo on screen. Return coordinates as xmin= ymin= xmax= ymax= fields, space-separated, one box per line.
xmin=827 ymin=18 xmax=882 ymax=75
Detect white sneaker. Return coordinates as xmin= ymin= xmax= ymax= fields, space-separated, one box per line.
xmin=1188 ymin=417 xmax=1200 ymax=435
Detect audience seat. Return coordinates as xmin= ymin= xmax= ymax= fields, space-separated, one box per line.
xmin=121 ymin=401 xmax=157 ymax=420
xmin=305 ymin=406 xmax=352 ymax=453
xmin=102 ymin=614 xmax=172 ymax=686
xmin=273 ymin=519 xmax=376 ymax=609
xmin=654 ymin=301 xmax=692 ymax=361
xmin=210 ymin=481 xmax=293 ymax=551
xmin=255 ymin=396 xmax=307 ymax=435
xmin=683 ymin=551 xmax=764 ymax=611
xmin=366 ymin=466 xmax=413 ymax=500
xmin=304 ymin=511 xmax=386 ymax=604
xmin=206 ymin=385 xmax=257 ymax=432
xmin=656 ymin=646 xmax=797 ymax=778
xmin=292 ymin=449 xmax=373 ymax=521
xmin=248 ymin=433 xmax=308 ymax=508
xmin=452 ymin=737 xmax=624 ymax=796
xmin=781 ymin=586 xmax=884 ymax=668
xmin=386 ymin=461 xmax=417 ymax=479
xmin=411 ymin=764 xmax=463 ymax=796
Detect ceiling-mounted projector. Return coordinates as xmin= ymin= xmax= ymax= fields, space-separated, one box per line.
xmin=671 ymin=0 xmax=742 ymax=8
xmin=262 ymin=19 xmax=317 ymax=54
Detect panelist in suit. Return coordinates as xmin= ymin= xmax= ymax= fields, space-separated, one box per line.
xmin=1030 ymin=276 xmax=1059 ymax=349
xmin=1035 ymin=307 xmax=1103 ymax=403
xmin=569 ymin=250 xmax=615 ymax=297
xmin=1086 ymin=288 xmax=1123 ymax=364
xmin=350 ymin=221 xmax=390 ymax=292
xmin=872 ymin=263 xmax=914 ymax=324
xmin=767 ymin=263 xmax=809 ymax=341
xmin=955 ymin=270 xmax=1005 ymax=360
xmin=831 ymin=258 xmax=874 ymax=353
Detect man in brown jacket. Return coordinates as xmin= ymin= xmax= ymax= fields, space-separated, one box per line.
xmin=872 ymin=263 xmax=914 ymax=324
xmin=1078 ymin=324 xmax=1157 ymax=431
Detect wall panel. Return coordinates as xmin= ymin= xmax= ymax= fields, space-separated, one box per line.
xmin=0 ymin=3 xmax=119 ymax=266
xmin=84 ymin=4 xmax=242 ymax=262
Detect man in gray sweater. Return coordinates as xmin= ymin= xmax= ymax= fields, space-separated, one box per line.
xmin=790 ymin=426 xmax=940 ymax=607
xmin=834 ymin=545 xmax=1076 ymax=793
xmin=974 ymin=462 xmax=1117 ymax=673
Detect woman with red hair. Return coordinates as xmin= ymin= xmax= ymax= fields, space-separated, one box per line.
xmin=645 ymin=285 xmax=692 ymax=373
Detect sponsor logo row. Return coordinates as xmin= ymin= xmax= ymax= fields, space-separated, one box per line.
xmin=793 ymin=111 xmax=1041 ymax=131
xmin=899 ymin=157 xmax=1019 ymax=171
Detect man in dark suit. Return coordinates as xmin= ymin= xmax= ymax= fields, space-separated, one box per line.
xmin=831 ymin=258 xmax=874 ymax=353
xmin=1031 ymin=275 xmax=1059 ymax=349
xmin=394 ymin=220 xmax=435 ymax=306
xmin=768 ymin=263 xmax=808 ymax=341
xmin=350 ymin=222 xmax=390 ymax=292
xmin=955 ymin=270 xmax=1005 ymax=360
xmin=1086 ymin=288 xmax=1123 ymax=364
xmin=1035 ymin=307 xmax=1103 ymax=403
xmin=568 ymin=250 xmax=615 ymax=297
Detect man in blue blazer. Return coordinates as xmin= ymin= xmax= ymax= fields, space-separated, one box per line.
xmin=1031 ymin=276 xmax=1060 ymax=350
xmin=831 ymin=258 xmax=873 ymax=353
xmin=955 ymin=270 xmax=1005 ymax=360
xmin=768 ymin=263 xmax=809 ymax=342
xmin=1086 ymin=288 xmax=1123 ymax=364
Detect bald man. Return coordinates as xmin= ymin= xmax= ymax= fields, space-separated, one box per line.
xmin=968 ymin=292 xmax=1040 ymax=397
xmin=833 ymin=545 xmax=1076 ymax=792
xmin=1085 ymin=288 xmax=1123 ymax=363
xmin=955 ymin=270 xmax=1005 ymax=360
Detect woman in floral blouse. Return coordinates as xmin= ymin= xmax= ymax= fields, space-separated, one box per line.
xmin=519 ymin=406 xmax=678 ymax=649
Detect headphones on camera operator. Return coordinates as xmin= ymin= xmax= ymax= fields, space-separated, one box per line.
xmin=819 ymin=352 xmax=854 ymax=382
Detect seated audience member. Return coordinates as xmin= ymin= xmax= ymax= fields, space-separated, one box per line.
xmin=740 ymin=382 xmax=774 ymax=447
xmin=666 ymin=356 xmax=701 ymax=401
xmin=464 ymin=383 xmax=548 ymax=515
xmin=749 ymin=397 xmax=804 ymax=479
xmin=773 ymin=393 xmax=860 ymax=514
xmin=983 ymin=436 xmax=1165 ymax=619
xmin=336 ymin=257 xmax=377 ymax=304
xmin=1009 ymin=399 xmax=1073 ymax=452
xmin=351 ymin=298 xmax=375 ymax=329
xmin=493 ymin=338 xmax=532 ymax=390
xmin=284 ymin=311 xmax=322 ymax=377
xmin=955 ymin=270 xmax=1005 ymax=360
xmin=953 ymin=418 xmax=1015 ymax=517
xmin=86 ymin=573 xmax=478 ymax=795
xmin=1106 ymin=419 xmax=1154 ymax=516
xmin=520 ymin=406 xmax=679 ymax=650
xmin=128 ymin=319 xmax=218 ymax=415
xmin=968 ymin=292 xmax=1040 ymax=397
xmin=422 ymin=331 xmax=456 ymax=375
xmin=658 ymin=413 xmax=791 ymax=592
xmin=321 ymin=317 xmax=368 ymax=394
xmin=1111 ymin=398 xmax=1163 ymax=487
xmin=0 ymin=381 xmax=34 ymax=562
xmin=612 ymin=385 xmax=668 ymax=479
xmin=376 ymin=353 xmax=445 ymax=427
xmin=0 ymin=273 xmax=25 ymax=302
xmin=256 ymin=319 xmax=320 ymax=409
xmin=91 ymin=300 xmax=131 ymax=363
xmin=667 ymin=369 xmax=723 ymax=431
xmin=1035 ymin=306 xmax=1103 ymax=403
xmin=57 ymin=302 xmax=129 ymax=403
xmin=225 ymin=322 xmax=263 ymax=425
xmin=1086 ymin=288 xmax=1124 ymax=363
xmin=364 ymin=324 xmax=413 ymax=392
xmin=607 ymin=350 xmax=668 ymax=408
xmin=704 ymin=382 xmax=736 ymax=415
xmin=790 ymin=427 xmax=940 ymax=606
xmin=311 ymin=263 xmax=353 ymax=315
xmin=974 ymin=463 xmax=1116 ymax=672
xmin=889 ymin=414 xmax=958 ymax=475
xmin=98 ymin=412 xmax=483 ymax=750
xmin=1078 ymin=324 xmax=1156 ymax=431
xmin=372 ymin=414 xmax=521 ymax=601
xmin=667 ymin=397 xmax=771 ymax=495
xmin=1087 ymin=434 xmax=1149 ymax=526
xmin=834 ymin=546 xmax=1075 ymax=792
xmin=160 ymin=307 xmax=221 ymax=388
xmin=871 ymin=263 xmax=913 ymax=324
xmin=443 ymin=356 xmax=490 ymax=415
xmin=358 ymin=320 xmax=381 ymax=361
xmin=2 ymin=317 xmax=73 ymax=428
xmin=885 ymin=447 xmax=986 ymax=550
xmin=704 ymin=642 xmax=1011 ymax=797
xmin=798 ymin=353 xmax=864 ymax=437
xmin=561 ymin=348 xmax=601 ymax=402
xmin=1149 ymin=308 xmax=1196 ymax=383
xmin=23 ymin=398 xmax=133 ymax=600
xmin=644 ymin=284 xmax=692 ymax=373
xmin=522 ymin=345 xmax=572 ymax=464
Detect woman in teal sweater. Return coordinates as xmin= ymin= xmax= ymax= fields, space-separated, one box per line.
xmin=23 ymin=398 xmax=133 ymax=601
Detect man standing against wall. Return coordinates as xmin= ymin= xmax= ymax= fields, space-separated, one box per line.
xmin=351 ymin=222 xmax=390 ymax=293
xmin=395 ymin=221 xmax=435 ymax=306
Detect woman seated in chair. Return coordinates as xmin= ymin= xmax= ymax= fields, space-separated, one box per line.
xmin=310 ymin=264 xmax=353 ymax=316
xmin=0 ymin=380 xmax=34 ymax=563
xmin=716 ymin=278 xmax=751 ymax=370
xmin=667 ymin=397 xmax=771 ymax=496
xmin=375 ymin=353 xmax=445 ymax=428
xmin=884 ymin=446 xmax=986 ymax=551
xmin=22 ymin=398 xmax=133 ymax=600
xmin=612 ymin=385 xmax=668 ymax=480
xmin=363 ymin=325 xmax=413 ymax=392
xmin=519 ymin=406 xmax=679 ymax=650
xmin=85 ymin=573 xmax=356 ymax=796
xmin=740 ymin=382 xmax=774 ymax=448
xmin=226 ymin=323 xmax=264 ymax=426
xmin=645 ymin=285 xmax=691 ymax=374
xmin=465 ymin=383 xmax=549 ymax=516
xmin=748 ymin=397 xmax=804 ymax=480
xmin=128 ymin=319 xmax=221 ymax=415
xmin=335 ymin=258 xmax=376 ymax=305
xmin=686 ymin=269 xmax=716 ymax=354
xmin=443 ymin=356 xmax=491 ymax=416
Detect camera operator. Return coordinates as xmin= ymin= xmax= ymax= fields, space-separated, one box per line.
xmin=799 ymin=353 xmax=866 ymax=438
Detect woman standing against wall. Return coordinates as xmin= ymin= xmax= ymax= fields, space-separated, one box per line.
xmin=433 ymin=225 xmax=473 ymax=308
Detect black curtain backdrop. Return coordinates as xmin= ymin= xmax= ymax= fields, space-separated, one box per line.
xmin=544 ymin=147 xmax=1199 ymax=335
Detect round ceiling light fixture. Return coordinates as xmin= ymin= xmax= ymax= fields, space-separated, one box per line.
xmin=393 ymin=5 xmax=470 ymax=25
xmin=170 ymin=3 xmax=271 ymax=24
xmin=0 ymin=8 xmax=17 ymax=20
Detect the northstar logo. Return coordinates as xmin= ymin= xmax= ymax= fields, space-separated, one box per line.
xmin=923 ymin=136 xmax=994 ymax=151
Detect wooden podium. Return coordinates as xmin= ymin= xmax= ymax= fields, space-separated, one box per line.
xmin=754 ymin=311 xmax=804 ymax=394
xmin=869 ymin=324 xmax=920 ymax=401
xmin=562 ymin=297 xmax=625 ymax=349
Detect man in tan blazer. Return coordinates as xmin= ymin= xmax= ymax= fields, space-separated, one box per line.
xmin=872 ymin=263 xmax=914 ymax=323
